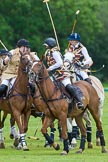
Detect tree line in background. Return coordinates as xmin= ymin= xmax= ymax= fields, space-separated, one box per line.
xmin=0 ymin=0 xmax=108 ymax=81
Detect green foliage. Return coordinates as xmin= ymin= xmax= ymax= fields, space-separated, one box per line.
xmin=0 ymin=0 xmax=108 ymax=80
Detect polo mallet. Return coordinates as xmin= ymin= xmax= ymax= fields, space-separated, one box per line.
xmin=28 ymin=128 xmax=40 ymax=140
xmin=28 ymin=119 xmax=42 ymax=140
xmin=86 ymin=65 xmax=105 ymax=73
xmin=68 ymin=10 xmax=80 ymax=49
xmin=43 ymin=0 xmax=60 ymax=50
xmin=72 ymin=10 xmax=80 ymax=33
xmin=0 ymin=40 xmax=8 ymax=51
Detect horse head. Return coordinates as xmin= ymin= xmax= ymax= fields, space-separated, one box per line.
xmin=19 ymin=53 xmax=32 ymax=74
xmin=31 ymin=61 xmax=49 ymax=82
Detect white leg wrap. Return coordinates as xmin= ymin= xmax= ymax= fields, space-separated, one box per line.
xmin=10 ymin=126 xmax=19 ymax=138
xmin=20 ymin=133 xmax=26 ymax=146
xmin=0 ymin=128 xmax=4 ymax=143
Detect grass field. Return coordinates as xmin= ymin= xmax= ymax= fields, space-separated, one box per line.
xmin=0 ymin=92 xmax=108 ymax=162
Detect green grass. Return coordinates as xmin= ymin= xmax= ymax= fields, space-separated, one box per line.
xmin=0 ymin=93 xmax=108 ymax=162
xmin=103 ymin=82 xmax=108 ymax=87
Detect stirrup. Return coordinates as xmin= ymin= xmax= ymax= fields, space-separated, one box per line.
xmin=77 ymin=102 xmax=85 ymax=110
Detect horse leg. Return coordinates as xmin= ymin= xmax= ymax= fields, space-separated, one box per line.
xmin=67 ymin=118 xmax=73 ymax=149
xmin=0 ymin=110 xmax=5 ymax=148
xmin=96 ymin=101 xmax=103 ymax=146
xmin=60 ymin=113 xmax=69 ymax=155
xmin=71 ymin=118 xmax=78 ymax=148
xmin=83 ymin=110 xmax=93 ymax=148
xmin=44 ymin=122 xmax=56 ymax=147
xmin=41 ymin=116 xmax=60 ymax=151
xmin=11 ymin=110 xmax=29 ymax=151
xmin=58 ymin=120 xmax=62 ymax=141
xmin=19 ymin=110 xmax=31 ymax=151
xmin=10 ymin=114 xmax=19 ymax=147
xmin=89 ymin=108 xmax=107 ymax=153
xmin=75 ymin=115 xmax=86 ymax=154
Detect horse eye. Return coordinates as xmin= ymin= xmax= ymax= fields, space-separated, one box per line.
xmin=38 ymin=64 xmax=41 ymax=67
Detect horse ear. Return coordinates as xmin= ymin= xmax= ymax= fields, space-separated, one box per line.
xmin=40 ymin=54 xmax=45 ymax=62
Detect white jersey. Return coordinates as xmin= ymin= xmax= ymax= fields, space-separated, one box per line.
xmin=48 ymin=50 xmax=63 ymax=71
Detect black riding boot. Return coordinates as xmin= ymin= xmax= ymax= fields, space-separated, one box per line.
xmin=84 ymin=78 xmax=92 ymax=85
xmin=66 ymin=84 xmax=84 ymax=110
xmin=0 ymin=84 xmax=8 ymax=97
xmin=29 ymin=82 xmax=35 ymax=97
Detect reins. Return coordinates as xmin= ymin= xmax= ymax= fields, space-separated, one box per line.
xmin=8 ymin=55 xmax=31 ymax=99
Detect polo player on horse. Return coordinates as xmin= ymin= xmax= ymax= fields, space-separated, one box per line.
xmin=64 ymin=32 xmax=93 ymax=84
xmin=0 ymin=38 xmax=39 ymax=97
xmin=43 ymin=37 xmax=84 ymax=110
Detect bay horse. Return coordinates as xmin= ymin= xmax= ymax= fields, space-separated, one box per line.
xmin=0 ymin=53 xmax=32 ymax=150
xmin=66 ymin=74 xmax=105 ymax=149
xmin=31 ymin=60 xmax=107 ymax=155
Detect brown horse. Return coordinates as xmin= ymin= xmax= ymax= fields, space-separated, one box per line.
xmin=31 ymin=61 xmax=107 ymax=155
xmin=0 ymin=54 xmax=32 ymax=150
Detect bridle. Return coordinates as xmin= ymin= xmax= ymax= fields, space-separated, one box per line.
xmin=8 ymin=54 xmax=32 ymax=98
xmin=31 ymin=61 xmax=49 ymax=83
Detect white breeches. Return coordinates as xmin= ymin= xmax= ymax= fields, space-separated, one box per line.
xmin=1 ymin=79 xmax=10 ymax=86
xmin=76 ymin=70 xmax=89 ymax=80
xmin=1 ymin=78 xmax=16 ymax=88
xmin=61 ymin=77 xmax=71 ymax=87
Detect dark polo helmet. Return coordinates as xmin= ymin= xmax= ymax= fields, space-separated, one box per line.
xmin=0 ymin=49 xmax=9 ymax=55
xmin=67 ymin=33 xmax=80 ymax=41
xmin=17 ymin=38 xmax=30 ymax=48
xmin=43 ymin=37 xmax=56 ymax=48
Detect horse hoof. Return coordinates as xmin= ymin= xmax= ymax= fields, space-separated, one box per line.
xmin=52 ymin=143 xmax=60 ymax=150
xmin=69 ymin=145 xmax=74 ymax=150
xmin=102 ymin=150 xmax=108 ymax=153
xmin=23 ymin=145 xmax=29 ymax=151
xmin=55 ymin=144 xmax=60 ymax=150
xmin=0 ymin=143 xmax=5 ymax=149
xmin=44 ymin=143 xmax=51 ymax=148
xmin=14 ymin=138 xmax=19 ymax=147
xmin=76 ymin=149 xmax=83 ymax=154
xmin=61 ymin=151 xmax=68 ymax=155
xmin=88 ymin=143 xmax=93 ymax=149
xmin=101 ymin=147 xmax=108 ymax=153
xmin=16 ymin=143 xmax=22 ymax=150
xmin=10 ymin=134 xmax=14 ymax=139
xmin=96 ymin=141 xmax=100 ymax=146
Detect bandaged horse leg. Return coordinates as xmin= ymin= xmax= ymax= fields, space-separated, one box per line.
xmin=71 ymin=118 xmax=77 ymax=147
xmin=58 ymin=121 xmax=62 ymax=141
xmin=67 ymin=118 xmax=73 ymax=149
xmin=10 ymin=115 xmax=19 ymax=147
xmin=67 ymin=118 xmax=77 ymax=150
xmin=42 ymin=117 xmax=60 ymax=151
xmin=10 ymin=125 xmax=18 ymax=139
xmin=16 ymin=133 xmax=27 ymax=150
xmin=96 ymin=100 xmax=103 ymax=146
xmin=83 ymin=110 xmax=93 ymax=148
xmin=44 ymin=126 xmax=56 ymax=147
xmin=0 ymin=128 xmax=5 ymax=148
xmin=75 ymin=115 xmax=86 ymax=153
